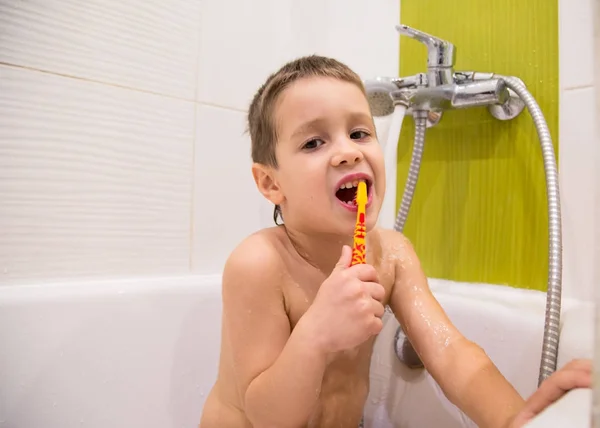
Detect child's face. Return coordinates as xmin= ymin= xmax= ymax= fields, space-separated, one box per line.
xmin=266 ymin=76 xmax=385 ymax=235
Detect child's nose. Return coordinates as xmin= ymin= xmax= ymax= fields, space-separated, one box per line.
xmin=331 ymin=142 xmax=364 ymax=167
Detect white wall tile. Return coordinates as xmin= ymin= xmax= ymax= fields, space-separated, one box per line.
xmin=196 ymin=0 xmax=295 ymax=111
xmin=559 ymin=87 xmax=597 ymax=301
xmin=559 ymin=0 xmax=595 ymax=89
xmin=192 ymin=105 xmax=265 ymax=273
xmin=197 ymin=0 xmax=399 ymax=111
xmin=290 ymin=0 xmax=400 ymax=81
xmin=0 ymin=0 xmax=201 ymax=99
xmin=0 ymin=65 xmax=195 ymax=285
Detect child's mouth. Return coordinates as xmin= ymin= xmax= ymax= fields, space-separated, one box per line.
xmin=335 ymin=179 xmax=372 ymax=209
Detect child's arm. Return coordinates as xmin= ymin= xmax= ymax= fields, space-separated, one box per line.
xmin=222 ymin=236 xmax=384 ymax=428
xmin=221 ymin=235 xmax=327 ymax=428
xmin=387 ymin=233 xmax=526 ymax=428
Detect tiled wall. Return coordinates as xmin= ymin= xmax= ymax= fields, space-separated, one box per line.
xmin=0 ymin=0 xmax=597 ymax=301
xmin=558 ymin=0 xmax=598 ymax=301
xmin=0 ymin=0 xmax=399 ymax=285
xmin=592 ymin=0 xmax=600 ymax=421
xmin=397 ymin=0 xmax=559 ymax=293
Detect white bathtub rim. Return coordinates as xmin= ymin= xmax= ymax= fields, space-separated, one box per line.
xmin=0 ymin=273 xmax=588 ymax=314
xmin=0 ymin=273 xmax=223 ymax=303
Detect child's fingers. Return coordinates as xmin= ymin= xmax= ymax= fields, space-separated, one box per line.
xmin=370 ymin=299 xmax=385 ymax=318
xmin=348 ymin=263 xmax=379 ymax=283
xmin=364 ymin=281 xmax=385 ymax=302
xmin=512 ymin=359 xmax=592 ymax=426
xmin=560 ymin=358 xmax=591 ymax=375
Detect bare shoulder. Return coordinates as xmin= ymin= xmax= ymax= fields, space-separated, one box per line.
xmin=372 ymin=227 xmax=421 ymax=269
xmin=222 ymin=228 xmax=286 ymax=297
xmin=224 ymin=228 xmax=284 ymax=276
xmin=375 ymin=227 xmax=413 ymax=246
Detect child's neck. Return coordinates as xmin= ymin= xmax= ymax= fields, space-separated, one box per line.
xmin=283 ymin=225 xmax=354 ymax=275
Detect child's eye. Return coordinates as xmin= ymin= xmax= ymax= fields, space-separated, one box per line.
xmin=302 ymin=139 xmax=324 ymax=150
xmin=350 ymin=130 xmax=371 ymax=140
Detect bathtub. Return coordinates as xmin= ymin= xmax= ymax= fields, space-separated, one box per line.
xmin=0 ymin=275 xmax=592 ymax=428
xmin=0 ymin=275 xmax=222 ymax=428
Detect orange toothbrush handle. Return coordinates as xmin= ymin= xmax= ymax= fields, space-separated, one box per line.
xmin=351 ymin=181 xmax=367 ymax=266
xmin=351 ymin=212 xmax=366 ymax=266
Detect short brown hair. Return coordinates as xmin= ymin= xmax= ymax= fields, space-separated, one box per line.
xmin=247 ymin=55 xmax=365 ymax=224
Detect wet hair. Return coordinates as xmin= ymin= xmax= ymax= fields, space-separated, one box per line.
xmin=247 ymin=55 xmax=365 ymax=225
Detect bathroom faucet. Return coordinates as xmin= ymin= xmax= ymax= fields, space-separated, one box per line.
xmin=367 ymin=24 xmax=561 ymax=386
xmin=396 ymin=24 xmax=456 ymax=87
xmin=370 ymin=24 xmax=525 ymax=126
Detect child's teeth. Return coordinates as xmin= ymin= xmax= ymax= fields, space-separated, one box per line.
xmin=339 ymin=180 xmax=366 ymax=190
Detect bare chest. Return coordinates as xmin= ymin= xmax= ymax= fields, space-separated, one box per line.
xmin=278 ymin=259 xmax=395 ymax=427
xmin=307 ymin=352 xmax=372 ymax=427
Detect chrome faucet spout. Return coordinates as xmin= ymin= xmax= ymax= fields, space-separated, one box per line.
xmin=396 ymin=24 xmax=456 ymax=86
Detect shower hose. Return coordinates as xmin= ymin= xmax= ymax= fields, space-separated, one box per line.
xmin=392 ymin=77 xmax=561 ymax=387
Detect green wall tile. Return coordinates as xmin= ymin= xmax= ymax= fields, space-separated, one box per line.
xmin=397 ymin=0 xmax=559 ymax=290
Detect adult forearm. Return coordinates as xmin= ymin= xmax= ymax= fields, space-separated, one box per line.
xmin=244 ymin=317 xmax=327 ymax=428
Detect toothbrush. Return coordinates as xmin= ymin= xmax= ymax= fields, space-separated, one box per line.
xmin=351 ymin=180 xmax=367 ymax=266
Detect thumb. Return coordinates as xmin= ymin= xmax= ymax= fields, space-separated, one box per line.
xmin=334 ymin=245 xmax=352 ymax=270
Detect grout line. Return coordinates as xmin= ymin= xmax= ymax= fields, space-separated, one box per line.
xmin=560 ymin=84 xmax=595 ymax=91
xmin=0 ymin=62 xmax=250 ymax=112
xmin=0 ymin=61 xmax=197 ymax=102
xmin=189 ymin=2 xmax=203 ymax=273
xmin=189 ymin=102 xmax=198 ymax=272
xmin=196 ymin=101 xmax=247 ymax=113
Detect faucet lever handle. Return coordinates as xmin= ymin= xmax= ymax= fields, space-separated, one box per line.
xmin=396 ymin=24 xmax=455 ymax=68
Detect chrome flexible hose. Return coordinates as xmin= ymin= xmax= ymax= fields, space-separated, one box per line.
xmin=394 ymin=111 xmax=428 ymax=232
xmin=497 ymin=75 xmax=562 ymax=386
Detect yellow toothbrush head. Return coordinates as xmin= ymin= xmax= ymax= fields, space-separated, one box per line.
xmin=356 ymin=180 xmax=367 ymax=206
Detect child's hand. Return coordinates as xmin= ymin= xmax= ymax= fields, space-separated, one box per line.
xmin=508 ymin=358 xmax=592 ymax=427
xmin=303 ymin=245 xmax=385 ymax=354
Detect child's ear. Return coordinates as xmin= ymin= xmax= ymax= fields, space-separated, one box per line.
xmin=252 ymin=163 xmax=284 ymax=205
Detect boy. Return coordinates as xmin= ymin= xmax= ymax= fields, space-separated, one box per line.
xmin=200 ymin=55 xmax=590 ymax=428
